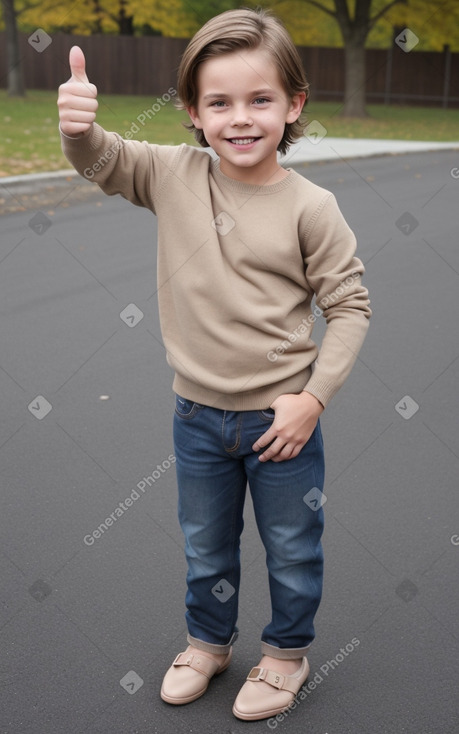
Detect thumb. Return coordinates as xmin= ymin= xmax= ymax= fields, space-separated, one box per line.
xmin=69 ymin=45 xmax=89 ymax=83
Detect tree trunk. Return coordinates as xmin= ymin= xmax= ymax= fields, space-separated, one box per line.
xmin=118 ymin=0 xmax=134 ymax=34
xmin=1 ymin=0 xmax=25 ymax=96
xmin=118 ymin=14 xmax=134 ymax=35
xmin=342 ymin=42 xmax=367 ymax=117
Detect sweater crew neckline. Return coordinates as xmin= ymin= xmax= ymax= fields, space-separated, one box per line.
xmin=211 ymin=159 xmax=295 ymax=195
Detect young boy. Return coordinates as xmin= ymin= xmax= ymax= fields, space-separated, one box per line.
xmin=58 ymin=7 xmax=371 ymax=721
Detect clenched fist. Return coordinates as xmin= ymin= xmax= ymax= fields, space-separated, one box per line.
xmin=57 ymin=46 xmax=98 ymax=137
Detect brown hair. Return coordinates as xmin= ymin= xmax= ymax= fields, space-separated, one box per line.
xmin=176 ymin=7 xmax=309 ymax=156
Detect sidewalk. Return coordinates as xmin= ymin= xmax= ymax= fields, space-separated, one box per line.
xmin=1 ymin=137 xmax=458 ymax=191
xmin=281 ymin=136 xmax=459 ymax=165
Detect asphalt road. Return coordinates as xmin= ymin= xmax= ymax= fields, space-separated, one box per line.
xmin=1 ymin=150 xmax=458 ymax=734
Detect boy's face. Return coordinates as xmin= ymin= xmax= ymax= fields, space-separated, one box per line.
xmin=187 ymin=48 xmax=305 ymax=185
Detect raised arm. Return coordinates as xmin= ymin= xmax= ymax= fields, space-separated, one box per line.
xmin=56 ymin=47 xmax=186 ymax=211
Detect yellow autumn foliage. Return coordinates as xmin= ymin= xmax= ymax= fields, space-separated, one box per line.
xmin=1 ymin=0 xmax=458 ymax=49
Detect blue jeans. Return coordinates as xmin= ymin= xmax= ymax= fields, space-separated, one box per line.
xmin=173 ymin=395 xmax=325 ymax=660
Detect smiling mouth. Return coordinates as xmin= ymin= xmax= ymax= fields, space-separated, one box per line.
xmin=227 ymin=137 xmax=260 ymax=145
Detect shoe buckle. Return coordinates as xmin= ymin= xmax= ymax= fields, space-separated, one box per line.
xmin=247 ymin=666 xmax=265 ymax=681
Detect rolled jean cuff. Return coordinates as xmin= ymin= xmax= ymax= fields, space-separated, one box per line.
xmin=261 ymin=641 xmax=311 ymax=660
xmin=187 ymin=631 xmax=238 ymax=655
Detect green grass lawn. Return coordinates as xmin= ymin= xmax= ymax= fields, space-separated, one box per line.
xmin=1 ymin=89 xmax=458 ymax=176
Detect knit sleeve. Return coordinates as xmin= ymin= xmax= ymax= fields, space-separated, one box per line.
xmin=60 ymin=122 xmax=184 ymax=213
xmin=300 ymin=193 xmax=371 ymax=407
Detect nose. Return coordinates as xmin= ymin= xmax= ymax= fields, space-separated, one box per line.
xmin=231 ymin=104 xmax=253 ymax=127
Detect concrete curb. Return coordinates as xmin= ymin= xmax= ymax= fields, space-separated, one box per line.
xmin=0 ymin=169 xmax=79 ymax=188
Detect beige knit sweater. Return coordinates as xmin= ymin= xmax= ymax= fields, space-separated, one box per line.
xmin=61 ymin=124 xmax=371 ymax=410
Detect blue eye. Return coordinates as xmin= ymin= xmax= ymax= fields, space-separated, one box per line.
xmin=254 ymin=97 xmax=270 ymax=104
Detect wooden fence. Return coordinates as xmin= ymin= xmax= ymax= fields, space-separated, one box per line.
xmin=1 ymin=31 xmax=458 ymax=107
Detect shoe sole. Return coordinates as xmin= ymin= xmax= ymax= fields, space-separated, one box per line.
xmin=232 ymin=701 xmax=295 ymax=721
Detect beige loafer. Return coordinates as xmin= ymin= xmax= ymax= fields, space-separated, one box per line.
xmin=232 ymin=657 xmax=310 ymax=721
xmin=160 ymin=647 xmax=232 ymax=705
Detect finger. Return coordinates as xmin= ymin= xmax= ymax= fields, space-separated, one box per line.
xmin=252 ymin=426 xmax=276 ymax=453
xmin=257 ymin=437 xmax=286 ymax=462
xmin=260 ymin=435 xmax=306 ymax=462
xmin=270 ymin=443 xmax=301 ymax=463
xmin=60 ymin=109 xmax=97 ymax=125
xmin=59 ymin=119 xmax=95 ymax=137
xmin=60 ymin=92 xmax=98 ymax=111
xmin=69 ymin=45 xmax=88 ymax=83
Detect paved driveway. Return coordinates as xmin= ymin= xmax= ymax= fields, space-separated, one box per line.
xmin=1 ymin=150 xmax=458 ymax=733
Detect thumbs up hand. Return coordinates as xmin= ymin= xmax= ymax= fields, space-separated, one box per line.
xmin=58 ymin=46 xmax=98 ymax=137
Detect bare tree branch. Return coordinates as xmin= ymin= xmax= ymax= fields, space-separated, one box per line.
xmin=369 ymin=0 xmax=407 ymax=28
xmin=301 ymin=0 xmax=337 ymax=19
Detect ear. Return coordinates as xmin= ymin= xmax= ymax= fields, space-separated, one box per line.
xmin=186 ymin=106 xmax=203 ymax=130
xmin=285 ymin=92 xmax=307 ymax=124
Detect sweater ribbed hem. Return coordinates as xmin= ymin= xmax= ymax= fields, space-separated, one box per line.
xmin=172 ymin=368 xmax=313 ymax=411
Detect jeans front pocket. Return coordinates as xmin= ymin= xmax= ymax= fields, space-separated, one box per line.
xmin=256 ymin=407 xmax=275 ymax=423
xmin=175 ymin=395 xmax=204 ymax=420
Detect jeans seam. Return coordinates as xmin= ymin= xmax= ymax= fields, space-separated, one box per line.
xmin=226 ymin=483 xmax=242 ymax=635
xmin=221 ymin=411 xmax=242 ymax=453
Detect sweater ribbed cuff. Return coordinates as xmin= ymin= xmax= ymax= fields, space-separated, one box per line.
xmin=302 ymin=375 xmax=338 ymax=409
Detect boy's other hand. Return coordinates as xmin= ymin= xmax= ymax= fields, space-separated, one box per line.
xmin=252 ymin=392 xmax=324 ymax=462
xmin=57 ymin=46 xmax=98 ymax=138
